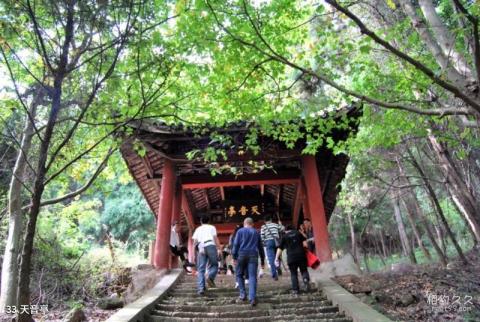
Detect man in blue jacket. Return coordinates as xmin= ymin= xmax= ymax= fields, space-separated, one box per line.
xmin=232 ymin=217 xmax=265 ymax=306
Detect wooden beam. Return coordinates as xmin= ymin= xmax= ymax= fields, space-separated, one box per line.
xmin=274 ymin=184 xmax=283 ymax=220
xmin=181 ymin=171 xmax=300 ymax=189
xmin=181 ymin=190 xmax=195 ymax=230
xmin=203 ymin=189 xmax=211 ymax=210
xmin=141 ymin=155 xmax=161 ymax=191
xmin=219 ymin=187 xmax=225 ymax=201
xmin=292 ymin=182 xmax=303 ymax=228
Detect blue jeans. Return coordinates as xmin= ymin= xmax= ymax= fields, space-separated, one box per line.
xmin=197 ymin=245 xmax=218 ymax=293
xmin=236 ymin=254 xmax=258 ymax=302
xmin=265 ymin=239 xmax=278 ymax=278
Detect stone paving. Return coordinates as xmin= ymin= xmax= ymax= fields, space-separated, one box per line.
xmin=145 ymin=273 xmax=352 ymax=322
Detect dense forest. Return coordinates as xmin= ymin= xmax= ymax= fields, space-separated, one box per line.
xmin=0 ymin=0 xmax=479 ymax=321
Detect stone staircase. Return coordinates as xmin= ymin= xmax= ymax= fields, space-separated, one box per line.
xmin=145 ymin=274 xmax=352 ymax=322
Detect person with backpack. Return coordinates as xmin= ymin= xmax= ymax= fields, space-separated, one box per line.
xmin=275 ymin=225 xmax=311 ymax=295
xmin=260 ymin=215 xmax=284 ymax=280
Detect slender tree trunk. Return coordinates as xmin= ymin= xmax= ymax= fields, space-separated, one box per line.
xmin=347 ymin=212 xmax=357 ymax=263
xmin=379 ymin=230 xmax=388 ymax=258
xmin=0 ymin=102 xmax=38 ymax=312
xmin=401 ymin=198 xmax=432 ymax=260
xmin=17 ymin=80 xmax=64 ymax=322
xmin=408 ymin=148 xmax=469 ymax=264
xmin=447 ymin=188 xmax=478 ymax=246
xmin=409 ymin=191 xmax=449 ymax=266
xmin=435 ymin=224 xmax=447 ymax=253
xmin=428 ymin=133 xmax=480 ymax=243
xmin=392 ymin=196 xmax=417 ymax=264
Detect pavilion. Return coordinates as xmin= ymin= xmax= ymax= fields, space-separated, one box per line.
xmin=120 ymin=108 xmax=360 ymax=269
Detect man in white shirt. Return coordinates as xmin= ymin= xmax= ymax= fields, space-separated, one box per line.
xmin=192 ymin=215 xmax=221 ymax=295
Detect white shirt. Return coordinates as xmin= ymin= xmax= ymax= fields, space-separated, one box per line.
xmin=170 ymin=226 xmax=180 ymax=247
xmin=192 ymin=224 xmax=217 ymax=246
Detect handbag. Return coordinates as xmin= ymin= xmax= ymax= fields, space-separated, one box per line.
xmin=305 ymin=249 xmax=320 ymax=269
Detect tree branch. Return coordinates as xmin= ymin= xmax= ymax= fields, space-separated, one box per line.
xmin=325 ymin=0 xmax=480 ymax=113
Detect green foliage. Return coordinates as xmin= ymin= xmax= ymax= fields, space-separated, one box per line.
xmin=100 ymin=184 xmax=154 ymax=250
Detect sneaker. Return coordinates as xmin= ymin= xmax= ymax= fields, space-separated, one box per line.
xmin=250 ymin=298 xmax=257 ymax=307
xmin=291 ymin=290 xmax=299 ymax=297
xmin=236 ymin=296 xmax=247 ymax=303
xmin=207 ymin=278 xmax=216 ymax=288
xmin=198 ymin=290 xmax=205 ymax=296
xmin=273 ymin=276 xmax=279 ymax=281
xmin=235 ymin=282 xmax=239 ymax=289
xmin=304 ymin=282 xmax=312 ymax=292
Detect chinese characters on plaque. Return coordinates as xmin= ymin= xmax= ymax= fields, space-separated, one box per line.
xmin=225 ymin=203 xmax=264 ymax=218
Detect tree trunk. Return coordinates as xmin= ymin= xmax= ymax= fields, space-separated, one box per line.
xmin=447 ymin=188 xmax=478 ymax=246
xmin=408 ymin=189 xmax=449 ymax=266
xmin=408 ymin=148 xmax=468 ymax=263
xmin=400 ymin=198 xmax=432 ymax=260
xmin=428 ymin=133 xmax=480 ymax=243
xmin=347 ymin=212 xmax=357 ymax=263
xmin=17 ymin=80 xmax=64 ymax=322
xmin=392 ymin=196 xmax=417 ymax=264
xmin=0 ymin=102 xmax=37 ymax=312
xmin=435 ymin=224 xmax=447 ymax=254
xmin=379 ymin=230 xmax=388 ymax=258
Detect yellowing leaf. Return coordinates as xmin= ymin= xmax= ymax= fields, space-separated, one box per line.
xmin=386 ymin=0 xmax=396 ymax=10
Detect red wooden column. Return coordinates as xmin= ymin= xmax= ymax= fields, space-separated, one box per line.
xmin=154 ymin=159 xmax=176 ymax=269
xmin=302 ymin=155 xmax=332 ymax=262
xmin=170 ymin=186 xmax=182 ymax=268
xmin=187 ymin=230 xmax=195 ymax=264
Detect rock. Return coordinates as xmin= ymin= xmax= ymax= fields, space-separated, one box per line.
xmin=334 ymin=275 xmax=372 ymax=294
xmin=63 ymin=307 xmax=86 ymax=322
xmin=397 ymin=293 xmax=415 ymax=307
xmin=123 ymin=268 xmax=166 ymax=303
xmin=97 ymin=296 xmax=124 ymax=310
xmin=334 ymin=253 xmax=362 ymax=276
xmin=372 ymin=290 xmax=394 ymax=305
xmin=390 ymin=263 xmax=415 ymax=274
xmin=369 ymin=279 xmax=384 ymax=290
xmin=136 ymin=264 xmax=154 ymax=270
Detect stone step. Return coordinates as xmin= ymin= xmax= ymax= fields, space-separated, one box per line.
xmin=174 ymin=281 xmax=293 ymax=288
xmin=169 ymin=288 xmax=297 ymax=296
xmin=146 ymin=314 xmax=351 ymax=322
xmin=150 ymin=308 xmax=270 ymax=319
xmin=146 ymin=317 xmax=272 ymax=322
xmin=151 ymin=305 xmax=341 ymax=319
xmin=145 ymin=274 xmax=353 ymax=322
xmin=155 ymin=299 xmax=333 ymax=312
xmin=160 ymin=294 xmax=328 ymax=306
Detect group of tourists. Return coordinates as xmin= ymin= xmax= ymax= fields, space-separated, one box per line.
xmin=170 ymin=214 xmax=316 ymax=307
